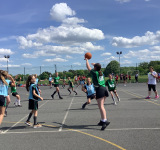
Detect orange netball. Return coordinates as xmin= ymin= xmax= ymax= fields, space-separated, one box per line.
xmin=84 ymin=52 xmax=92 ymax=60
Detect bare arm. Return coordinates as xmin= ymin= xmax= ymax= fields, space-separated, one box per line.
xmin=8 ymin=75 xmax=16 ymax=87
xmin=85 ymin=59 xmax=92 ymax=72
xmin=33 ymin=89 xmax=43 ymax=101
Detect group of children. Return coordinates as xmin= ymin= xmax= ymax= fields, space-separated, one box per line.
xmin=0 ymin=60 xmax=121 ymax=132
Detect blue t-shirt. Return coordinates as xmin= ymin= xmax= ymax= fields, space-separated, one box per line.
xmin=29 ymin=84 xmax=40 ymax=101
xmin=0 ymin=79 xmax=10 ymax=96
xmin=85 ymin=84 xmax=95 ymax=96
xmin=35 ymin=78 xmax=39 ymax=85
xmin=49 ymin=77 xmax=52 ymax=81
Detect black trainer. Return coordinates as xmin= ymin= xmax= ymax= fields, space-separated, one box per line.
xmin=97 ymin=120 xmax=103 ymax=126
xmin=82 ymin=103 xmax=87 ymax=109
xmin=51 ymin=95 xmax=54 ymax=99
xmin=101 ymin=121 xmax=110 ymax=131
xmin=59 ymin=96 xmax=63 ymax=99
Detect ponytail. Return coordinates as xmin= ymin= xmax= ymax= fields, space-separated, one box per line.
xmin=94 ymin=63 xmax=102 ymax=76
xmin=26 ymin=75 xmax=34 ymax=91
xmin=0 ymin=70 xmax=8 ymax=85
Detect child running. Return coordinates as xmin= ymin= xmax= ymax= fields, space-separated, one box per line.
xmin=82 ymin=77 xmax=96 ymax=109
xmin=0 ymin=70 xmax=15 ymax=133
xmin=62 ymin=75 xmax=66 ymax=88
xmin=25 ymin=75 xmax=43 ymax=128
xmin=85 ymin=59 xmax=110 ymax=130
xmin=106 ymin=74 xmax=120 ymax=105
xmin=11 ymin=77 xmax=22 ymax=107
xmin=67 ymin=77 xmax=78 ymax=95
xmin=51 ymin=72 xmax=63 ymax=99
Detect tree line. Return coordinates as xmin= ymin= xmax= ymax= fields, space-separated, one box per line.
xmin=12 ymin=60 xmax=160 ymax=81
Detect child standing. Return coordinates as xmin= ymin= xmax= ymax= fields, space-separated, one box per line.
xmin=67 ymin=77 xmax=78 ymax=95
xmin=49 ymin=75 xmax=53 ymax=89
xmin=82 ymin=78 xmax=96 ymax=109
xmin=0 ymin=70 xmax=15 ymax=132
xmin=25 ymin=75 xmax=43 ymax=128
xmin=106 ymin=74 xmax=120 ymax=105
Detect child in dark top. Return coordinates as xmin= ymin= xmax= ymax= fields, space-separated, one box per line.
xmin=67 ymin=77 xmax=78 ymax=95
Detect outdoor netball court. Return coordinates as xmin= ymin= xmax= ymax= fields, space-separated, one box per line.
xmin=1 ymin=83 xmax=160 ymax=150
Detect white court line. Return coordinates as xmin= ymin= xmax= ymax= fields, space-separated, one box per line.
xmin=59 ymin=95 xmax=75 ymax=131
xmin=2 ymin=100 xmax=49 ymax=134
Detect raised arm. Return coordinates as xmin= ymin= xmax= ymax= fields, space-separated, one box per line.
xmin=85 ymin=59 xmax=92 ymax=72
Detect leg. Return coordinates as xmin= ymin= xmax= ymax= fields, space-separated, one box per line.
xmin=5 ymin=95 xmax=11 ymax=116
xmin=68 ymin=87 xmax=71 ymax=95
xmin=96 ymin=97 xmax=107 ymax=121
xmin=0 ymin=106 xmax=5 ymax=125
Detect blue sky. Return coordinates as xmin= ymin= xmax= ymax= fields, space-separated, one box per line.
xmin=0 ymin=0 xmax=160 ymax=73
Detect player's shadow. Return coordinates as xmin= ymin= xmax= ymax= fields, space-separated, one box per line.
xmin=1 ymin=126 xmax=28 ymax=130
xmin=128 ymin=98 xmax=143 ymax=100
xmin=52 ymin=122 xmax=100 ymax=130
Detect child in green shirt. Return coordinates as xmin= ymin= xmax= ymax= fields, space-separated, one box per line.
xmin=106 ymin=74 xmax=120 ymax=105
xmin=67 ymin=77 xmax=77 ymax=95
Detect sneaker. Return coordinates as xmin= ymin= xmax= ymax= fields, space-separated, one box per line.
xmin=145 ymin=96 xmax=151 ymax=99
xmin=82 ymin=103 xmax=87 ymax=109
xmin=155 ymin=95 xmax=159 ymax=99
xmin=17 ymin=105 xmax=22 ymax=107
xmin=101 ymin=121 xmax=110 ymax=131
xmin=97 ymin=120 xmax=103 ymax=126
xmin=59 ymin=96 xmax=63 ymax=99
xmin=4 ymin=111 xmax=7 ymax=117
xmin=118 ymin=98 xmax=120 ymax=102
xmin=0 ymin=130 xmax=3 ymax=134
xmin=114 ymin=101 xmax=117 ymax=105
xmin=14 ymin=103 xmax=18 ymax=107
xmin=51 ymin=95 xmax=54 ymax=99
xmin=33 ymin=123 xmax=42 ymax=128
xmin=25 ymin=121 xmax=32 ymax=126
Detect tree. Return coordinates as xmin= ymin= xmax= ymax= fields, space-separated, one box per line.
xmin=39 ymin=71 xmax=52 ymax=80
xmin=139 ymin=62 xmax=149 ymax=70
xmin=104 ymin=60 xmax=119 ymax=76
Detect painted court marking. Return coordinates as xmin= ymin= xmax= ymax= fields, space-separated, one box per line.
xmin=2 ymin=100 xmax=50 ymax=134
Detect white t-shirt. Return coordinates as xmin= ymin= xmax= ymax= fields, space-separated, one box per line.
xmin=148 ymin=71 xmax=157 ymax=85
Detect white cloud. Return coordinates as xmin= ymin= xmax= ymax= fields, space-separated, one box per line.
xmin=0 ymin=64 xmax=20 ymax=67
xmin=17 ymin=36 xmax=43 ymax=49
xmin=145 ymin=0 xmax=150 ymax=2
xmin=0 ymin=48 xmax=14 ymax=55
xmin=66 ymin=55 xmax=73 ymax=59
xmin=123 ymin=48 xmax=160 ymax=61
xmin=50 ymin=3 xmax=76 ymax=22
xmin=18 ymin=3 xmax=105 ymax=60
xmin=115 ymin=0 xmax=131 ymax=3
xmin=73 ymin=62 xmax=81 ymax=66
xmin=101 ymin=52 xmax=112 ymax=56
xmin=112 ymin=31 xmax=160 ymax=48
xmin=44 ymin=58 xmax=68 ymax=62
xmin=0 ymin=58 xmax=8 ymax=62
xmin=21 ymin=63 xmax=32 ymax=66
xmin=22 ymin=50 xmax=56 ymax=58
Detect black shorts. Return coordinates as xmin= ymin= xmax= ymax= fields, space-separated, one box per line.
xmin=54 ymin=84 xmax=59 ymax=87
xmin=29 ymin=99 xmax=38 ymax=110
xmin=49 ymin=81 xmax=52 ymax=84
xmin=95 ymin=87 xmax=109 ymax=99
xmin=87 ymin=94 xmax=96 ymax=100
xmin=148 ymin=84 xmax=156 ymax=92
xmin=12 ymin=92 xmax=18 ymax=97
xmin=0 ymin=95 xmax=6 ymax=107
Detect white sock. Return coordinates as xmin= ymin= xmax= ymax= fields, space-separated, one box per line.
xmin=101 ymin=119 xmax=107 ymax=122
xmin=18 ymin=100 xmax=21 ymax=105
xmin=15 ymin=99 xmax=18 ymax=105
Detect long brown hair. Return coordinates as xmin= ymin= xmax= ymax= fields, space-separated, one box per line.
xmin=26 ymin=75 xmax=35 ymax=91
xmin=94 ymin=63 xmax=102 ymax=76
xmin=0 ymin=70 xmax=8 ymax=85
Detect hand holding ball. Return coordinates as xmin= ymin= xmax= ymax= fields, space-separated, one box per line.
xmin=84 ymin=52 xmax=92 ymax=60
